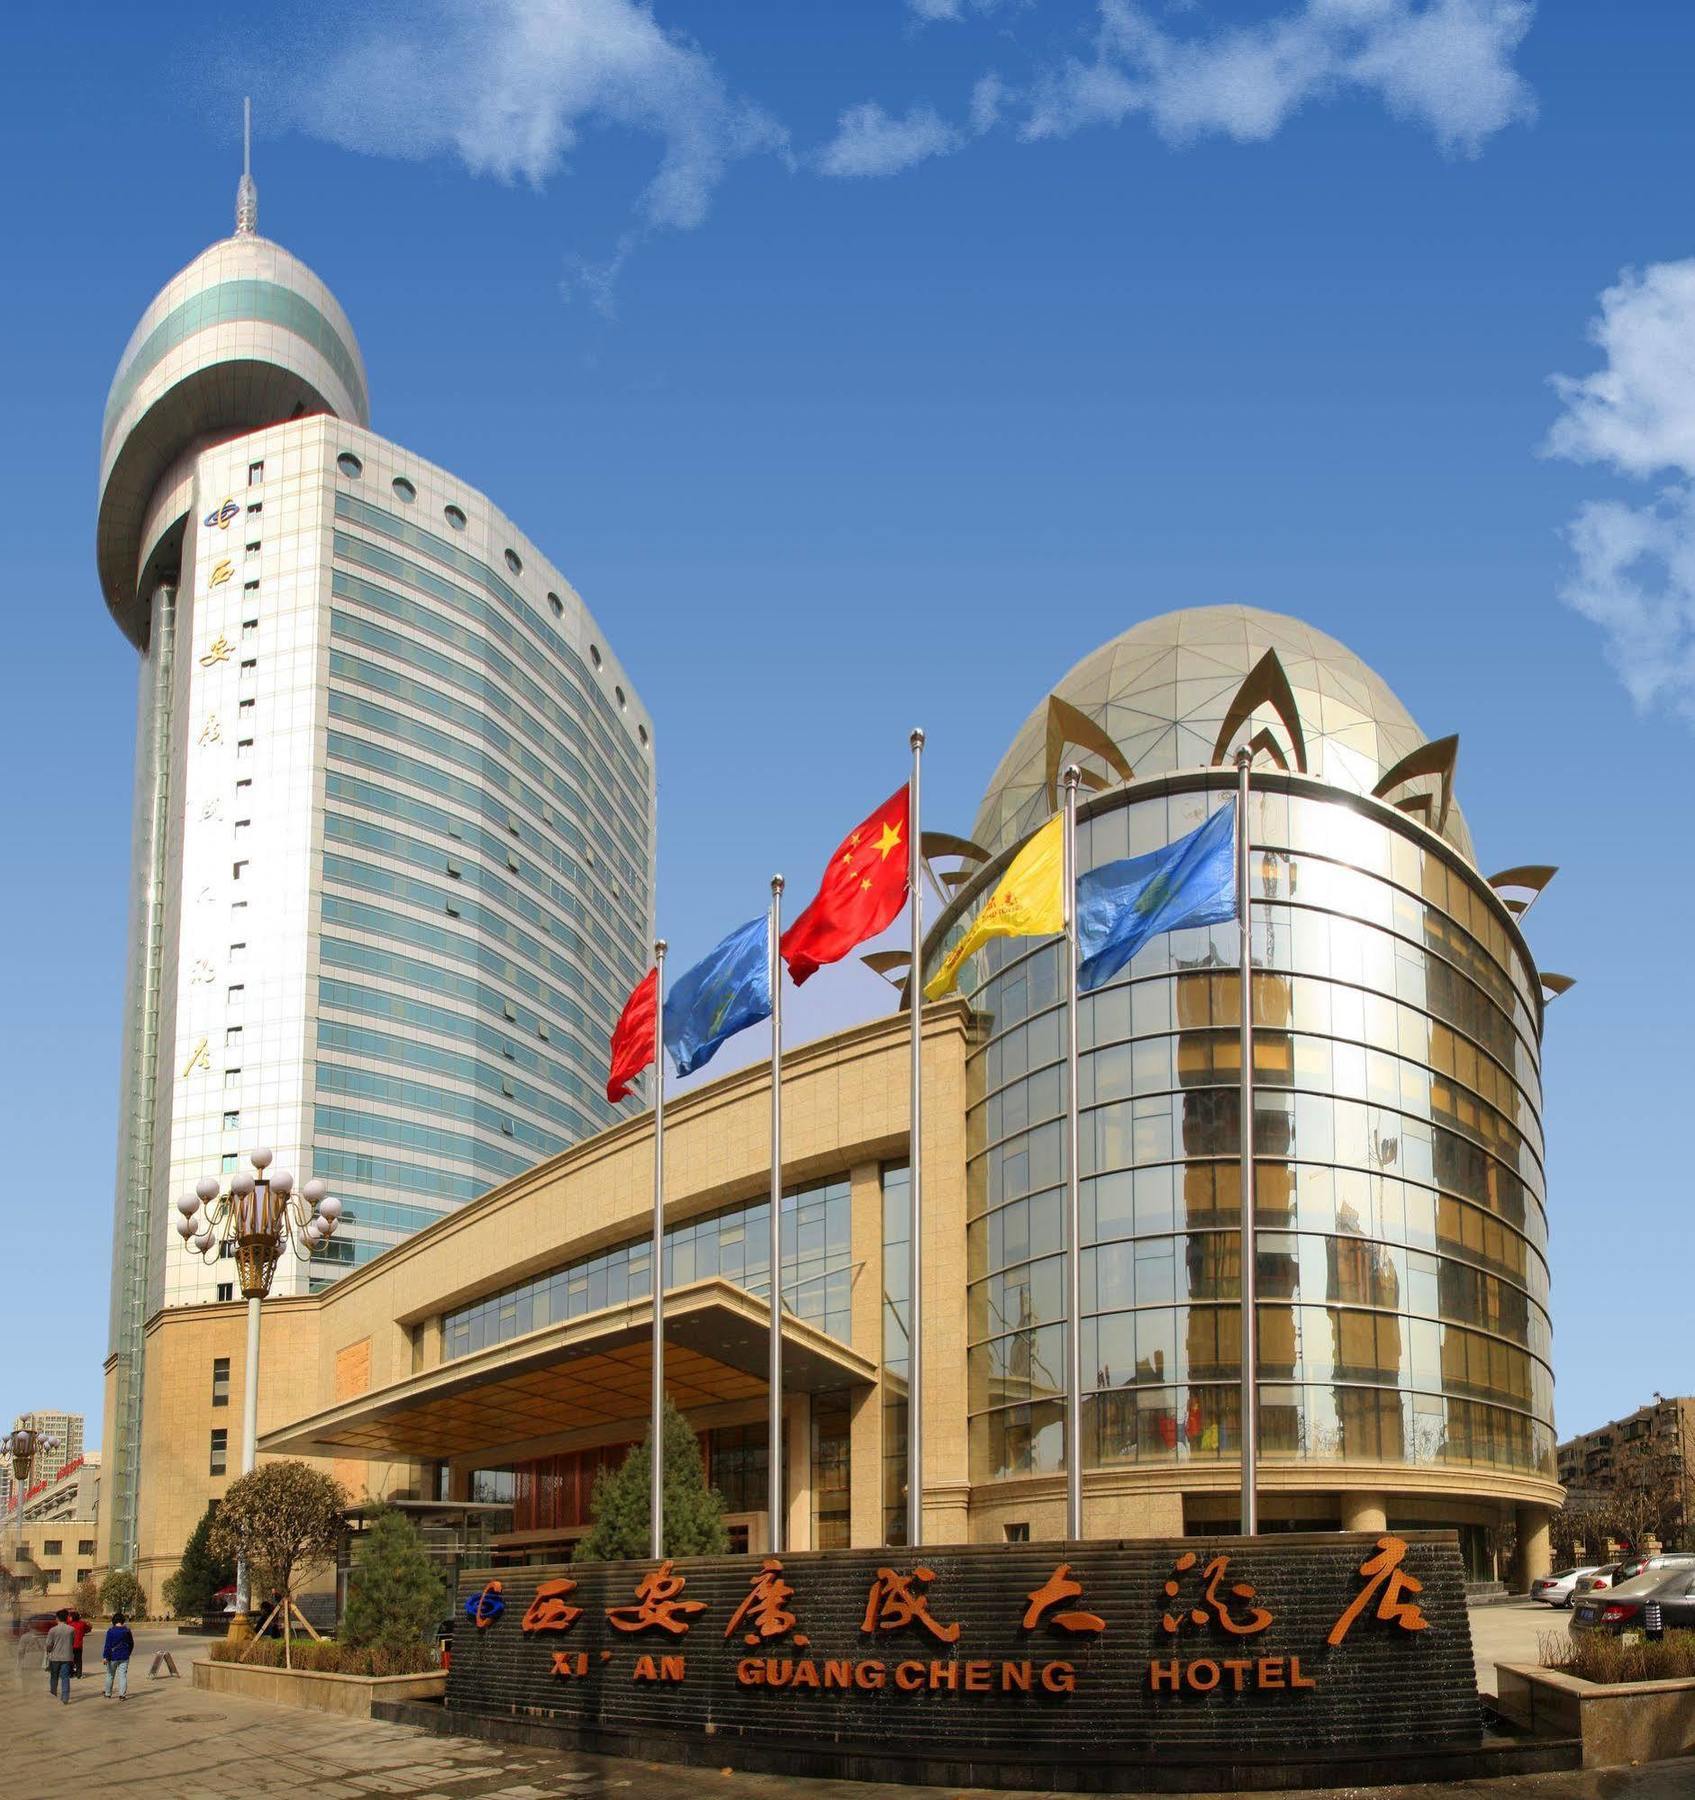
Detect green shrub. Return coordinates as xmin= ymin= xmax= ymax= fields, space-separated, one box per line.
xmin=99 ymin=1570 xmax=148 ymax=1620
xmin=1543 ymin=1628 xmax=1695 ymax=1683
xmin=341 ymin=1504 xmax=446 ymax=1653
xmin=574 ymin=1397 xmax=728 ymax=1561
xmin=163 ymin=1500 xmax=236 ymax=1619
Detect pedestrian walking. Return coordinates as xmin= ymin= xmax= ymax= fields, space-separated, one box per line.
xmin=102 ymin=1612 xmax=135 ymax=1700
xmin=69 ymin=1609 xmax=90 ymax=1677
xmin=44 ymin=1610 xmax=74 ymax=1703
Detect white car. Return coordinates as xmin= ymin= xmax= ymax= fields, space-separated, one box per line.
xmin=1530 ymin=1565 xmax=1603 ymax=1607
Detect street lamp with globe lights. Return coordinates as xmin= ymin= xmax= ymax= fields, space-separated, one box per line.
xmin=2 ymin=1420 xmax=60 ymax=1612
xmin=175 ymin=1148 xmax=342 ymax=1634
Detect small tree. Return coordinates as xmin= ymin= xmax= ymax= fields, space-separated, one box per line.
xmin=99 ymin=1570 xmax=147 ymax=1620
xmin=75 ymin=1574 xmax=101 ymax=1618
xmin=162 ymin=1500 xmax=237 ymax=1620
xmin=574 ymin=1398 xmax=729 ymax=1562
xmin=209 ymin=1461 xmax=347 ymax=1667
xmin=341 ymin=1504 xmax=446 ymax=1653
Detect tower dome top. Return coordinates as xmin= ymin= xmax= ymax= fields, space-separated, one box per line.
xmin=974 ymin=603 xmax=1474 ymax=864
xmin=96 ymin=188 xmax=369 ymax=644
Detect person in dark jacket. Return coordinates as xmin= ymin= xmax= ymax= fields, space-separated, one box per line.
xmin=102 ymin=1613 xmax=135 ymax=1700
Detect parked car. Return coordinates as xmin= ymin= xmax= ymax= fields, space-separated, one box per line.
xmin=7 ymin=1612 xmax=54 ymax=1641
xmin=1570 ymin=1563 xmax=1623 ymax=1598
xmin=1612 ymin=1552 xmax=1695 ymax=1587
xmin=1530 ymin=1565 xmax=1603 ymax=1608
xmin=1570 ymin=1565 xmax=1695 ymax=1636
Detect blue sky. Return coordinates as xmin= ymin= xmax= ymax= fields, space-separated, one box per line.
xmin=3 ymin=0 xmax=1692 ymax=1448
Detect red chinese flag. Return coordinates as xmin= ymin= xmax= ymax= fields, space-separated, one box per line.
xmin=606 ymin=966 xmax=659 ymax=1103
xmin=780 ymin=784 xmax=911 ymax=986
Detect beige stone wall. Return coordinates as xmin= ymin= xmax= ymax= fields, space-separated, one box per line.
xmin=126 ymin=1000 xmax=1560 ymax=1578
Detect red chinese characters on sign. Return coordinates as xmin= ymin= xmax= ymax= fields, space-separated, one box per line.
xmin=607 ymin=1561 xmax=708 ymax=1637
xmin=725 ymin=1558 xmax=807 ymax=1647
xmin=1021 ymin=1564 xmax=1105 ymax=1635
xmin=1160 ymin=1552 xmax=1272 ymax=1638
xmin=522 ymin=1578 xmax=583 ymax=1634
xmin=861 ymin=1566 xmax=960 ymax=1644
xmin=1326 ymin=1536 xmax=1430 ymax=1647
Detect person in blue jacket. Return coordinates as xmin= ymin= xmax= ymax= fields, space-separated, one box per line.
xmin=102 ymin=1612 xmax=135 ymax=1700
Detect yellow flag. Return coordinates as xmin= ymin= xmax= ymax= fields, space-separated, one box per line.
xmin=924 ymin=811 xmax=1065 ymax=1000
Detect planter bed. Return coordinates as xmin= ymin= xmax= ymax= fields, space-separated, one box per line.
xmin=1496 ymin=1660 xmax=1695 ymax=1767
xmin=192 ymin=1656 xmax=445 ymax=1719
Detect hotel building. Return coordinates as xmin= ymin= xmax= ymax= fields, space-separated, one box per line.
xmin=95 ymin=166 xmax=655 ymax=1576
xmin=122 ymin=607 xmax=1565 ymax=1599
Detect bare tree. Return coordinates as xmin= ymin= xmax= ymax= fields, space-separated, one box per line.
xmin=209 ymin=1462 xmax=347 ymax=1668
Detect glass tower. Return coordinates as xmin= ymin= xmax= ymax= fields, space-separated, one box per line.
xmin=929 ymin=607 xmax=1555 ymax=1556
xmin=96 ymin=173 xmax=655 ymax=1569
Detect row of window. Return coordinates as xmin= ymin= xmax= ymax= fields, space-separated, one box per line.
xmin=333 ymin=491 xmax=648 ymax=773
xmin=442 ymin=1178 xmax=855 ymax=1360
xmin=325 ymin=760 xmax=639 ymax=968
xmin=329 ymin=586 xmax=647 ymax=884
xmin=968 ymin=1217 xmax=1549 ymax=1355
xmin=322 ymin=851 xmax=623 ymax=1036
xmin=980 ymin=1088 xmax=1545 ymax=1252
xmin=325 ymin=726 xmax=635 ymax=968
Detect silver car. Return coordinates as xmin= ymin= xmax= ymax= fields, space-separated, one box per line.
xmin=1530 ymin=1565 xmax=1603 ymax=1608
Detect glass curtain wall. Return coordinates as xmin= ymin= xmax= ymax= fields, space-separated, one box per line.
xmin=945 ymin=782 xmax=1554 ymax=1493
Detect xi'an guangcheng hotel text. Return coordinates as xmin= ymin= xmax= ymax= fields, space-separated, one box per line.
xmin=92 ymin=158 xmax=1565 ymax=1786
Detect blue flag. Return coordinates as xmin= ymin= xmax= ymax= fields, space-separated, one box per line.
xmin=1076 ymin=801 xmax=1238 ymax=993
xmin=663 ymin=915 xmax=772 ymax=1077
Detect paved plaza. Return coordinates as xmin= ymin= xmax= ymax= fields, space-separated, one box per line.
xmin=0 ymin=1611 xmax=1658 ymax=1800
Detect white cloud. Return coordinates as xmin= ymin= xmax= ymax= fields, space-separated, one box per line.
xmin=290 ymin=0 xmax=782 ymax=233
xmin=818 ymin=103 xmax=961 ymax=178
xmin=1019 ymin=0 xmax=1536 ymax=154
xmin=1546 ymin=261 xmax=1695 ymax=480
xmin=969 ymin=72 xmax=1007 ymax=134
xmin=1548 ymin=259 xmax=1695 ymax=719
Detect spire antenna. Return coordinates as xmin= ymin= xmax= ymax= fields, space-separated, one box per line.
xmin=236 ymin=96 xmax=259 ymax=236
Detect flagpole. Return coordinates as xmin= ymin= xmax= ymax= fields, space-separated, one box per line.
xmin=1062 ymin=765 xmax=1084 ymax=1541
xmin=1234 ymin=750 xmax=1259 ymax=1537
xmin=768 ymin=874 xmax=785 ymax=1555
xmin=651 ymin=937 xmax=668 ymax=1560
xmin=907 ymin=726 xmax=925 ymax=1549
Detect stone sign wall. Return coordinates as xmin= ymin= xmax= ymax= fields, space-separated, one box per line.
xmin=445 ymin=1531 xmax=1478 ymax=1786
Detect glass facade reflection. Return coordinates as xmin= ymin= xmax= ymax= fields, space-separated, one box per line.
xmin=944 ymin=781 xmax=1553 ymax=1496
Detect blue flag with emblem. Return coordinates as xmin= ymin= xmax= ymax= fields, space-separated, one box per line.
xmin=663 ymin=914 xmax=773 ymax=1077
xmin=1076 ymin=800 xmax=1238 ymax=993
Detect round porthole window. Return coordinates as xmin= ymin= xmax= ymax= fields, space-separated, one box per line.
xmin=336 ymin=452 xmax=363 ymax=478
xmin=638 ymin=723 xmax=649 ymax=747
xmin=505 ymin=548 xmax=523 ymax=576
xmin=547 ymin=592 xmax=563 ymax=618
xmin=615 ymin=685 xmax=626 ymax=710
xmin=392 ymin=476 xmax=416 ymax=503
xmin=589 ymin=644 xmax=603 ymax=669
xmin=444 ymin=504 xmax=467 ymax=531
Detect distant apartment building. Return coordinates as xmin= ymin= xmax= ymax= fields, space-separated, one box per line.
xmin=8 ymin=1413 xmax=85 ymax=1489
xmin=1557 ymin=1394 xmax=1695 ymax=1493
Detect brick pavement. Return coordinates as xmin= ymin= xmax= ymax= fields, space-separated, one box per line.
xmin=1 ymin=1624 xmax=1689 ymax=1800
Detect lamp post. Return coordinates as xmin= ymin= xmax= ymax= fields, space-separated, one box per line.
xmin=176 ymin=1148 xmax=341 ymax=1637
xmin=2 ymin=1420 xmax=59 ymax=1626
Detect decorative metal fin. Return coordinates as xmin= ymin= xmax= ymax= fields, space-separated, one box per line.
xmin=1244 ymin=728 xmax=1290 ymax=772
xmin=861 ymin=950 xmax=913 ymax=1011
xmin=1540 ymin=972 xmax=1576 ymax=1001
xmin=1488 ymin=865 xmax=1558 ymax=922
xmin=1044 ymin=695 xmax=1134 ymax=813
xmin=1211 ymin=649 xmax=1308 ymax=773
xmin=1372 ymin=734 xmax=1459 ymax=833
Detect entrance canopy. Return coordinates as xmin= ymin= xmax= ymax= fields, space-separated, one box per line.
xmin=259 ymin=1277 xmax=876 ymax=1462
